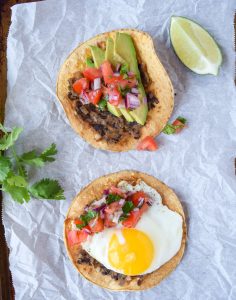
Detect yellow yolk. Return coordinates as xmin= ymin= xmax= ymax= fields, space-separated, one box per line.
xmin=108 ymin=228 xmax=154 ymax=276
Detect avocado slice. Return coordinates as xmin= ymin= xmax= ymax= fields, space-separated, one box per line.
xmin=107 ymin=102 xmax=122 ymax=117
xmin=89 ymin=46 xmax=105 ymax=68
xmin=114 ymin=32 xmax=148 ymax=125
xmin=86 ymin=57 xmax=95 ymax=68
xmin=119 ymin=108 xmax=134 ymax=122
xmin=105 ymin=37 xmax=126 ymax=67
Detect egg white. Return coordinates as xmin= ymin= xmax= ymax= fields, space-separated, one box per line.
xmin=81 ymin=181 xmax=183 ymax=276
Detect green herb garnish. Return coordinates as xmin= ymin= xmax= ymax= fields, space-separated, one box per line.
xmin=86 ymin=57 xmax=95 ymax=68
xmin=77 ymin=210 xmax=98 ymax=228
xmin=0 ymin=123 xmax=65 ymax=203
xmin=162 ymin=116 xmax=187 ymax=135
xmin=120 ymin=64 xmax=129 ymax=75
xmin=120 ymin=86 xmax=131 ymax=97
xmin=119 ymin=214 xmax=128 ymax=222
xmin=122 ymin=201 xmax=135 ymax=214
xmin=98 ymin=99 xmax=107 ymax=111
xmin=106 ymin=193 xmax=121 ymax=204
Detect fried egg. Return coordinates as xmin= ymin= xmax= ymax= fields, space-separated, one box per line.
xmin=81 ymin=181 xmax=183 ymax=276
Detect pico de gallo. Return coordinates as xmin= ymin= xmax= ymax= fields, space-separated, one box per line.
xmin=66 ymin=186 xmax=153 ymax=247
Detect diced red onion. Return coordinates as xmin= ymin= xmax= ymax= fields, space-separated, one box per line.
xmin=79 ymin=91 xmax=89 ymax=104
xmin=89 ymin=217 xmax=97 ymax=228
xmin=93 ymin=78 xmax=101 ymax=90
xmin=137 ymin=198 xmax=144 ymax=208
xmin=128 ymin=71 xmax=135 ymax=77
xmin=110 ymin=94 xmax=118 ymax=101
xmin=100 ymin=210 xmax=105 ymax=219
xmin=84 ymin=204 xmax=90 ymax=212
xmin=125 ymin=93 xmax=140 ymax=109
xmin=147 ymin=199 xmax=153 ymax=206
xmin=93 ymin=204 xmax=106 ymax=212
xmin=131 ymin=87 xmax=139 ymax=94
xmin=133 ymin=208 xmax=139 ymax=212
xmin=103 ymin=189 xmax=110 ymax=195
xmin=116 ymin=63 xmax=121 ymax=72
xmin=118 ymin=99 xmax=126 ymax=109
xmin=83 ymin=228 xmax=91 ymax=234
xmin=126 ymin=191 xmax=134 ymax=197
xmin=113 ymin=72 xmax=120 ymax=77
xmin=119 ymin=199 xmax=125 ymax=206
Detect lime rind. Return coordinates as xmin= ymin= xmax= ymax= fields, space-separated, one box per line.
xmin=170 ymin=16 xmax=222 ymax=75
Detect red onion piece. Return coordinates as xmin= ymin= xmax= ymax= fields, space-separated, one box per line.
xmin=79 ymin=91 xmax=89 ymax=104
xmin=125 ymin=93 xmax=140 ymax=109
xmin=83 ymin=228 xmax=91 ymax=234
xmin=93 ymin=204 xmax=106 ymax=212
xmin=119 ymin=199 xmax=125 ymax=206
xmin=137 ymin=198 xmax=144 ymax=208
xmin=133 ymin=208 xmax=139 ymax=212
xmin=93 ymin=78 xmax=101 ymax=90
xmin=116 ymin=63 xmax=121 ymax=72
xmin=128 ymin=71 xmax=135 ymax=77
xmin=113 ymin=72 xmax=120 ymax=77
xmin=131 ymin=87 xmax=139 ymax=94
xmin=103 ymin=189 xmax=110 ymax=195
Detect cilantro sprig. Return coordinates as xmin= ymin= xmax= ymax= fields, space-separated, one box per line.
xmin=0 ymin=123 xmax=65 ymax=204
xmin=106 ymin=193 xmax=121 ymax=204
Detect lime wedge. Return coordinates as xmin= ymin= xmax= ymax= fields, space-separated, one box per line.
xmin=170 ymin=16 xmax=222 ymax=75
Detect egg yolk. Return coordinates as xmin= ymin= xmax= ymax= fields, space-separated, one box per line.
xmin=108 ymin=228 xmax=154 ymax=276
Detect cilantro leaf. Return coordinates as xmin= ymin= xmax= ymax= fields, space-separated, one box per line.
xmin=20 ymin=143 xmax=57 ymax=167
xmin=6 ymin=173 xmax=28 ymax=187
xmin=162 ymin=124 xmax=176 ymax=135
xmin=2 ymin=173 xmax=30 ymax=204
xmin=0 ymin=123 xmax=7 ymax=134
xmin=98 ymin=99 xmax=107 ymax=111
xmin=29 ymin=179 xmax=65 ymax=200
xmin=18 ymin=165 xmax=27 ymax=179
xmin=122 ymin=201 xmax=134 ymax=214
xmin=40 ymin=143 xmax=57 ymax=162
xmin=120 ymin=64 xmax=129 ymax=75
xmin=20 ymin=150 xmax=45 ymax=167
xmin=79 ymin=210 xmax=98 ymax=228
xmin=177 ymin=116 xmax=187 ymax=124
xmin=0 ymin=127 xmax=23 ymax=151
xmin=119 ymin=214 xmax=128 ymax=222
xmin=0 ymin=156 xmax=11 ymax=181
xmin=106 ymin=193 xmax=121 ymax=204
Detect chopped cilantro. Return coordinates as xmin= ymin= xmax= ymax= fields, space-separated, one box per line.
xmin=106 ymin=193 xmax=121 ymax=204
xmin=177 ymin=116 xmax=187 ymax=124
xmin=122 ymin=201 xmax=135 ymax=214
xmin=120 ymin=64 xmax=129 ymax=75
xmin=78 ymin=210 xmax=98 ymax=228
xmin=98 ymin=99 xmax=107 ymax=111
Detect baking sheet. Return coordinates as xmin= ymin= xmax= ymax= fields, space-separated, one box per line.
xmin=3 ymin=0 xmax=236 ymax=299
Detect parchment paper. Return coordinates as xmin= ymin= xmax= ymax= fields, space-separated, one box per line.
xmin=3 ymin=0 xmax=236 ymax=299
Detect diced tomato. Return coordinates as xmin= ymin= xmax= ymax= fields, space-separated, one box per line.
xmin=122 ymin=210 xmax=140 ymax=228
xmin=130 ymin=191 xmax=149 ymax=207
xmin=119 ymin=78 xmax=137 ymax=89
xmin=122 ymin=203 xmax=149 ymax=228
xmin=89 ymin=217 xmax=104 ymax=233
xmin=67 ymin=230 xmax=89 ymax=247
xmin=105 ymin=202 xmax=122 ymax=214
xmin=74 ymin=219 xmax=83 ymax=226
xmin=72 ymin=78 xmax=89 ymax=95
xmin=83 ymin=67 xmax=102 ymax=81
xmin=101 ymin=61 xmax=113 ymax=84
xmin=110 ymin=186 xmax=126 ymax=198
xmin=137 ymin=136 xmax=158 ymax=151
xmin=139 ymin=203 xmax=149 ymax=215
xmin=107 ymin=87 xmax=122 ymax=106
xmin=172 ymin=119 xmax=185 ymax=133
xmin=88 ymin=89 xmax=102 ymax=105
xmin=104 ymin=213 xmax=116 ymax=227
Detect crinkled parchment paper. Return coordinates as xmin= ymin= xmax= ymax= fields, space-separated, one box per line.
xmin=3 ymin=0 xmax=236 ymax=299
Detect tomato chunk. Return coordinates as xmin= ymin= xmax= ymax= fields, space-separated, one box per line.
xmin=130 ymin=191 xmax=149 ymax=207
xmin=172 ymin=119 xmax=185 ymax=133
xmin=105 ymin=201 xmax=122 ymax=214
xmin=83 ymin=67 xmax=102 ymax=81
xmin=89 ymin=217 xmax=104 ymax=233
xmin=122 ymin=210 xmax=140 ymax=228
xmin=73 ymin=78 xmax=89 ymax=95
xmin=107 ymin=87 xmax=122 ymax=106
xmin=67 ymin=230 xmax=89 ymax=247
xmin=74 ymin=219 xmax=83 ymax=226
xmin=101 ymin=61 xmax=113 ymax=84
xmin=104 ymin=213 xmax=116 ymax=227
xmin=88 ymin=89 xmax=102 ymax=105
xmin=137 ymin=136 xmax=158 ymax=151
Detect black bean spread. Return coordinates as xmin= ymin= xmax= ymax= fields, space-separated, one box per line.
xmin=77 ymin=250 xmax=144 ymax=286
